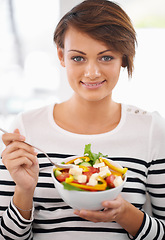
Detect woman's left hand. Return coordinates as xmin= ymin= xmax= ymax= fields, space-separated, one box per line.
xmin=74 ymin=194 xmax=144 ymax=237
xmin=74 ymin=194 xmax=125 ymax=223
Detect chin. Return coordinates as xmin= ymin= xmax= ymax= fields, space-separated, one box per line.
xmin=81 ymin=94 xmax=110 ymax=103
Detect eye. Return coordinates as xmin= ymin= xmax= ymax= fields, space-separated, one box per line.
xmin=100 ymin=56 xmax=113 ymax=62
xmin=71 ymin=56 xmax=85 ymax=62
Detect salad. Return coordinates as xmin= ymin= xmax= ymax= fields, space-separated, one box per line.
xmin=54 ymin=144 xmax=127 ymax=192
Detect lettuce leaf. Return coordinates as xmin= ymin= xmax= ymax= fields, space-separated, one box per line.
xmin=84 ymin=144 xmax=107 ymax=165
xmin=62 ymin=182 xmax=84 ymax=191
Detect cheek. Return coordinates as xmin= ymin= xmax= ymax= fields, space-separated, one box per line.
xmin=66 ymin=68 xmax=79 ymax=90
xmin=66 ymin=65 xmax=83 ymax=80
xmin=110 ymin=64 xmax=121 ymax=78
xmin=66 ymin=68 xmax=75 ymax=81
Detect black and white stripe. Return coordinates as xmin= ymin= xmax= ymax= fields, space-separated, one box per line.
xmin=1 ymin=153 xmax=165 ymax=240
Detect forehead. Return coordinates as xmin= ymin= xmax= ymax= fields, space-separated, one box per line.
xmin=63 ymin=27 xmax=109 ymax=52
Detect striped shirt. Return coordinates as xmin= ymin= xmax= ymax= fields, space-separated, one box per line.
xmin=0 ymin=103 xmax=165 ymax=240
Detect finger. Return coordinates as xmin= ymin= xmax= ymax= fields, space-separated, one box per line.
xmin=2 ymin=130 xmax=25 ymax=146
xmin=3 ymin=141 xmax=37 ymax=156
xmin=5 ymin=157 xmax=35 ymax=170
xmin=74 ymin=209 xmax=108 ymax=223
xmin=3 ymin=148 xmax=38 ymax=166
xmin=1 ymin=142 xmax=38 ymax=168
xmin=102 ymin=195 xmax=122 ymax=209
xmin=2 ymin=151 xmax=38 ymax=170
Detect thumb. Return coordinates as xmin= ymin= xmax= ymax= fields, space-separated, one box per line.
xmin=102 ymin=195 xmax=122 ymax=209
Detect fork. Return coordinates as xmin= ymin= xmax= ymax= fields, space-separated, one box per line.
xmin=0 ymin=128 xmax=74 ymax=169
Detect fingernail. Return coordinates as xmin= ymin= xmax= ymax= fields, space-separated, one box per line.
xmin=34 ymin=149 xmax=38 ymax=155
xmin=103 ymin=202 xmax=109 ymax=207
xmin=74 ymin=210 xmax=79 ymax=215
xmin=80 ymin=210 xmax=87 ymax=216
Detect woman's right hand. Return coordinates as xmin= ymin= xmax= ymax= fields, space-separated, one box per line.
xmin=1 ymin=129 xmax=39 ymax=194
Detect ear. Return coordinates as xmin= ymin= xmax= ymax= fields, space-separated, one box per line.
xmin=57 ymin=46 xmax=65 ymax=67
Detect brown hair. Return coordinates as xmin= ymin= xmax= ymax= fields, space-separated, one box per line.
xmin=54 ymin=0 xmax=137 ymax=77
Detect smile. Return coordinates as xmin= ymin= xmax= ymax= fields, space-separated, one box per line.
xmin=81 ymin=80 xmax=106 ymax=89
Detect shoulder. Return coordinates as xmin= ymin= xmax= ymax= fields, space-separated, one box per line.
xmin=151 ymin=111 xmax=165 ymax=130
xmin=9 ymin=104 xmax=54 ymax=134
xmin=123 ymin=104 xmax=154 ymax=130
xmin=21 ymin=104 xmax=54 ymax=120
xmin=124 ymin=104 xmax=165 ymax=158
xmin=148 ymin=111 xmax=165 ymax=150
xmin=124 ymin=103 xmax=165 ymax=139
xmin=124 ymin=104 xmax=165 ymax=126
xmin=22 ymin=104 xmax=54 ymax=123
xmin=149 ymin=111 xmax=165 ymax=144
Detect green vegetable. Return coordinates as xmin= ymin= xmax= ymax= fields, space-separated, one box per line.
xmin=84 ymin=144 xmax=107 ymax=165
xmin=79 ymin=162 xmax=92 ymax=167
xmin=95 ymin=159 xmax=101 ymax=164
xmin=62 ymin=182 xmax=84 ymax=191
xmin=54 ymin=169 xmax=62 ymax=177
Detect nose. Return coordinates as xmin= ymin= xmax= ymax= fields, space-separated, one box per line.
xmin=84 ymin=62 xmax=101 ymax=79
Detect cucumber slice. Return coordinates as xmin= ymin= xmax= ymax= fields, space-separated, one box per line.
xmin=79 ymin=162 xmax=92 ymax=167
xmin=54 ymin=169 xmax=62 ymax=177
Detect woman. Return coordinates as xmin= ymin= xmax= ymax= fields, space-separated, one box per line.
xmin=0 ymin=0 xmax=165 ymax=239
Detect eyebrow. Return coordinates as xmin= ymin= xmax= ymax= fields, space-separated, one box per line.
xmin=68 ymin=49 xmax=112 ymax=55
xmin=68 ymin=50 xmax=86 ymax=55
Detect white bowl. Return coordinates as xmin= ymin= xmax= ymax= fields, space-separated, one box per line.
xmin=51 ymin=156 xmax=127 ymax=210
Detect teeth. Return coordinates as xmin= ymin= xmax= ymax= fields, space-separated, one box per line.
xmin=81 ymin=80 xmax=105 ymax=87
xmin=85 ymin=82 xmax=101 ymax=86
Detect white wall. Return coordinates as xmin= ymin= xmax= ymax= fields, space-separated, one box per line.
xmin=113 ymin=28 xmax=165 ymax=117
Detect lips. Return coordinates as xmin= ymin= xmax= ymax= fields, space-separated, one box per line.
xmin=81 ymin=80 xmax=106 ymax=89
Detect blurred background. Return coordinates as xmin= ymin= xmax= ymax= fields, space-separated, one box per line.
xmin=0 ymin=0 xmax=165 ymax=136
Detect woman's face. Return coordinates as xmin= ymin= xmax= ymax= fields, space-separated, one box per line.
xmin=57 ymin=27 xmax=123 ymax=103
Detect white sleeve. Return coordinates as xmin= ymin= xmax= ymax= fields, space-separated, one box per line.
xmin=0 ymin=197 xmax=34 ymax=239
xmin=133 ymin=112 xmax=165 ymax=240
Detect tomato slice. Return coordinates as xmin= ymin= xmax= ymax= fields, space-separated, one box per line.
xmin=105 ymin=174 xmax=115 ymax=188
xmin=56 ymin=172 xmax=70 ymax=182
xmin=83 ymin=167 xmax=99 ymax=181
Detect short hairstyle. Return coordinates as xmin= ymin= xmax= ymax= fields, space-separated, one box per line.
xmin=54 ymin=0 xmax=137 ymax=77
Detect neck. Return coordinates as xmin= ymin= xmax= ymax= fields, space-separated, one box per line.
xmin=54 ymin=94 xmax=121 ymax=134
xmin=67 ymin=94 xmax=119 ymax=122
